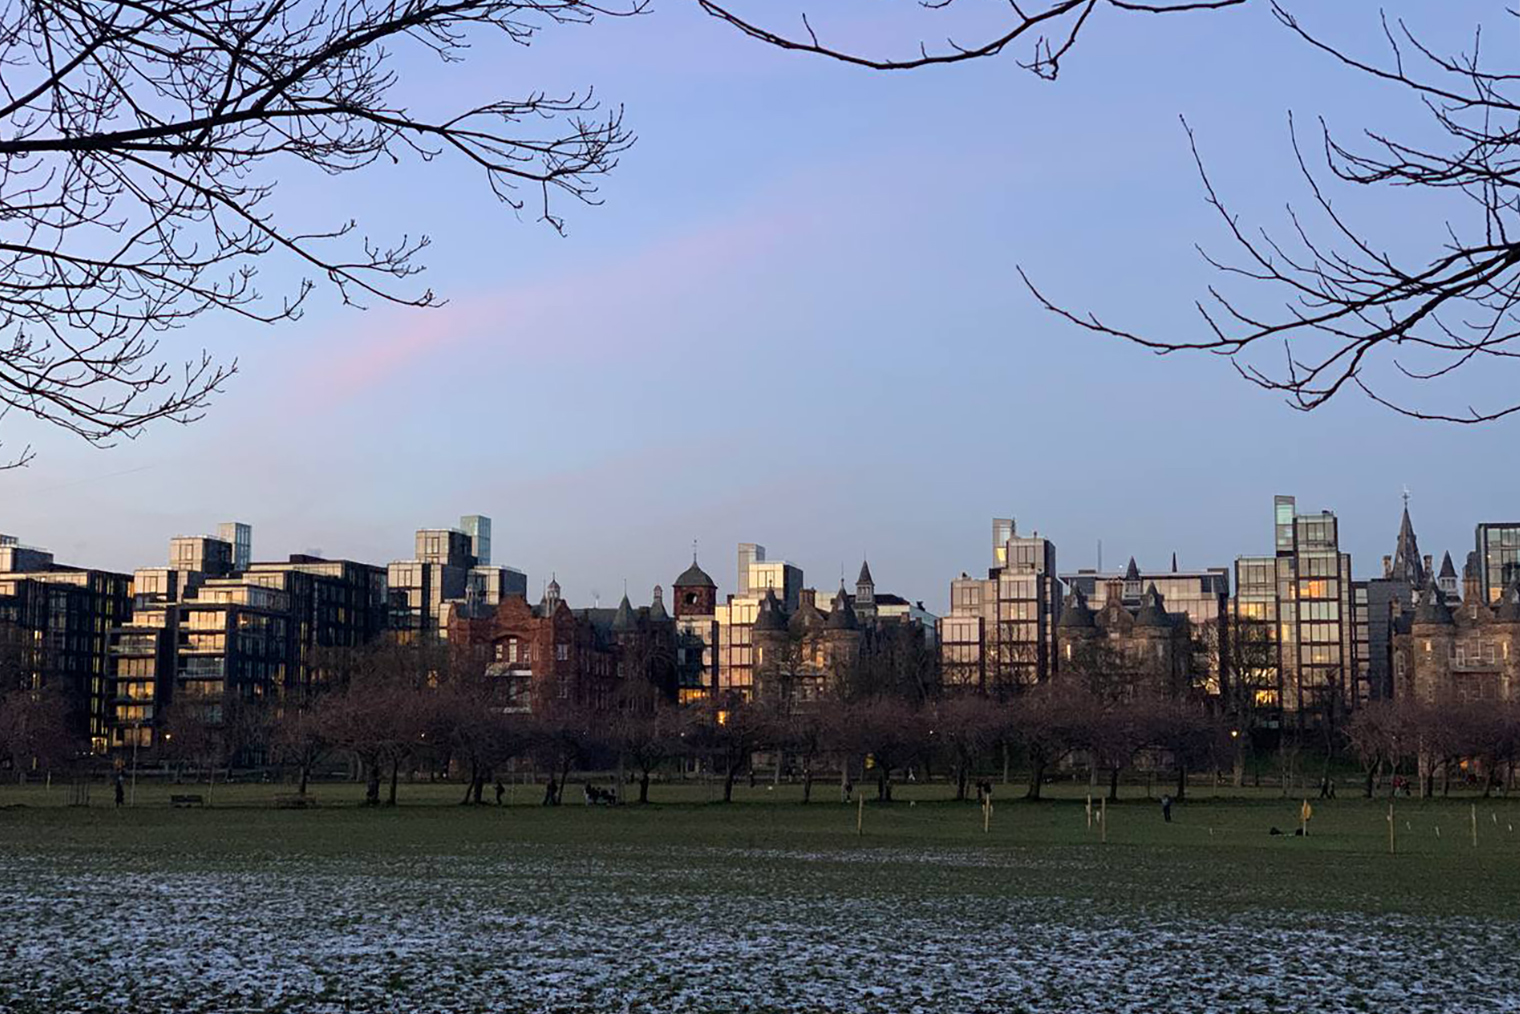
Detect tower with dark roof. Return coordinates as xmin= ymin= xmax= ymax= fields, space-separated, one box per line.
xmin=855 ymin=559 xmax=876 ymax=620
xmin=1437 ymin=551 xmax=1460 ymax=601
xmin=1388 ymin=504 xmax=1426 ymax=586
xmin=673 ymin=555 xmax=717 ymax=618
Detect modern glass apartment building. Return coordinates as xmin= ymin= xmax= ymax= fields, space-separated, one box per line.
xmin=1235 ymin=495 xmax=1356 ymax=721
xmin=940 ymin=518 xmax=1061 ymax=693
xmin=1475 ymin=523 xmax=1520 ymax=605
xmin=0 ymin=542 xmax=132 ymax=754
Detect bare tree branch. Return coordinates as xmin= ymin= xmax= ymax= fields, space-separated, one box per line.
xmin=0 ymin=0 xmax=640 ymax=465
xmin=1020 ymin=3 xmax=1520 ymax=423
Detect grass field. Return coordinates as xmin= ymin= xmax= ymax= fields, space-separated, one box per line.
xmin=3 ymin=777 xmax=1519 ymax=1012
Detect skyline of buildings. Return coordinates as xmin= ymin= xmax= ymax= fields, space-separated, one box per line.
xmin=6 ymin=494 xmax=1520 ymax=755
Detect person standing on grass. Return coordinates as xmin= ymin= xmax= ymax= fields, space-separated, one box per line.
xmin=114 ymin=773 xmax=125 ymax=808
xmin=1160 ymin=793 xmax=1173 ymax=823
xmin=494 ymin=780 xmax=505 ymax=806
xmin=543 ymin=778 xmax=558 ymax=806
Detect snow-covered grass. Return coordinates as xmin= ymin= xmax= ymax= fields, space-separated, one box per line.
xmin=2 ymin=793 xmax=1517 ymax=1012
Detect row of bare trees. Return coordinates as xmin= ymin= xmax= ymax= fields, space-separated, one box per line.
xmin=1348 ymin=698 xmax=1520 ymax=800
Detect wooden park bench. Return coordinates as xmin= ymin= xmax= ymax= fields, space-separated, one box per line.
xmin=170 ymin=794 xmax=205 ymax=808
xmin=274 ymin=794 xmax=315 ymax=809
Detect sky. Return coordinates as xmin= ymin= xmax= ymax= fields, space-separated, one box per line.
xmin=3 ymin=0 xmax=1516 ymax=611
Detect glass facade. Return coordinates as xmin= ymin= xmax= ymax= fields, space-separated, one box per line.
xmin=940 ymin=520 xmax=1059 ymax=693
xmin=1236 ymin=496 xmax=1356 ymax=720
xmin=1476 ymin=523 xmax=1520 ymax=605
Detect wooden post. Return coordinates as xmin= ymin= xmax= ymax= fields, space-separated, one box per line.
xmin=983 ymin=797 xmax=991 ymax=834
xmin=856 ymin=793 xmax=864 ymax=837
xmin=1472 ymin=804 xmax=1478 ymax=849
xmin=1388 ymin=801 xmax=1395 ymax=855
xmin=1100 ymin=797 xmax=1108 ymax=844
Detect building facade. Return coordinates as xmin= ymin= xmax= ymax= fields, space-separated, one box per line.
xmin=0 ymin=541 xmax=132 ymax=754
xmin=939 ymin=518 xmax=1061 ymax=694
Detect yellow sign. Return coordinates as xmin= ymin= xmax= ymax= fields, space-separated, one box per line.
xmin=1300 ymin=800 xmax=1313 ymax=823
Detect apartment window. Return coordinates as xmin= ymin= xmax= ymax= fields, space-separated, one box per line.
xmin=556 ymin=643 xmax=568 ymax=662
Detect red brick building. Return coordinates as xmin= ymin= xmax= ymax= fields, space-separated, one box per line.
xmin=448 ymin=578 xmax=676 ymax=713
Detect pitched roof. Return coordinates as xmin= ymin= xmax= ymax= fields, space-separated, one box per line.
xmin=1059 ymin=586 xmax=1096 ymax=629
xmin=674 ymin=559 xmax=716 ymax=589
xmin=789 ymin=596 xmax=826 ymax=632
xmin=857 ymin=559 xmax=874 ymax=586
xmin=612 ymin=594 xmax=637 ymax=632
xmin=647 ymin=588 xmax=670 ymax=623
xmin=1413 ymin=583 xmax=1453 ymax=625
xmin=1124 ymin=557 xmax=1141 ymax=581
xmin=826 ymin=584 xmax=858 ymax=630
xmin=754 ymin=587 xmax=788 ymax=631
xmin=1134 ymin=584 xmax=1171 ymax=627
xmin=1439 ymin=551 xmax=1458 ymax=580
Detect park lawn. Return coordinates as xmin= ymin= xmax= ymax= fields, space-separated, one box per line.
xmin=3 ymin=781 xmax=1518 ymax=1012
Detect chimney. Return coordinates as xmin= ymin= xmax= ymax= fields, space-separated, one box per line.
xmin=1423 ymin=554 xmax=1433 ymax=577
xmin=1382 ymin=555 xmax=1392 ymax=579
xmin=800 ymin=588 xmax=817 ymax=609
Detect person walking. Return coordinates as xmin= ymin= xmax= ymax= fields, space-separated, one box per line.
xmin=1160 ymin=793 xmax=1173 ymax=823
xmin=494 ymin=780 xmax=506 ymax=806
xmin=114 ymin=772 xmax=126 ymax=808
xmin=542 ymin=778 xmax=558 ymax=806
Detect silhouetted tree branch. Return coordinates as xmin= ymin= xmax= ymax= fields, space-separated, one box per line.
xmin=698 ymin=0 xmax=1242 ymax=79
xmin=1022 ymin=4 xmax=1520 ymax=423
xmin=0 ymin=0 xmax=637 ymax=464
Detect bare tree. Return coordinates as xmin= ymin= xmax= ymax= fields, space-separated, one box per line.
xmin=0 ymin=0 xmax=635 ymax=465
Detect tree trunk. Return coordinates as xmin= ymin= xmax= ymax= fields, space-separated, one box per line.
xmin=387 ymin=758 xmax=399 ymax=807
xmin=1363 ymin=760 xmax=1376 ymax=799
xmin=615 ymin=751 xmax=626 ymax=804
xmin=955 ymin=763 xmax=969 ymax=802
xmin=1001 ymin=742 xmax=1010 ymax=785
xmin=298 ymin=761 xmax=311 ymax=797
xmin=1174 ymin=760 xmax=1187 ymax=801
xmin=1231 ymin=738 xmax=1245 ymax=788
xmin=638 ymin=770 xmax=650 ymax=804
xmin=460 ymin=764 xmax=477 ymax=805
xmin=722 ymin=764 xmax=737 ymax=803
xmin=1441 ymin=758 xmax=1452 ymax=797
xmin=365 ymin=760 xmax=381 ymax=805
xmin=802 ymin=766 xmax=813 ymax=804
xmin=1025 ymin=758 xmax=1045 ymax=801
xmin=1108 ymin=765 xmax=1120 ymax=803
xmin=876 ymin=767 xmax=889 ymax=802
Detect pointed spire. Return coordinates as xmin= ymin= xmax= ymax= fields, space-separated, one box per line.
xmin=857 ymin=559 xmax=874 ymax=587
xmin=1171 ymin=551 xmax=1178 ymax=573
xmin=1438 ymin=550 xmax=1457 ymax=580
xmin=612 ymin=593 xmax=636 ymax=631
xmin=648 ymin=585 xmax=669 ymax=623
xmin=1391 ymin=500 xmax=1425 ymax=586
xmin=1124 ymin=557 xmax=1141 ymax=581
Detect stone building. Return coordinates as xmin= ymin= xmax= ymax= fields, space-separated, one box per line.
xmin=1056 ymin=580 xmax=1197 ymax=699
xmin=1393 ymin=576 xmax=1520 ymax=706
xmin=749 ymin=582 xmax=934 ymax=706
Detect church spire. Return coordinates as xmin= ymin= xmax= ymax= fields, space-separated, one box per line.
xmin=1390 ymin=498 xmax=1425 ymax=586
